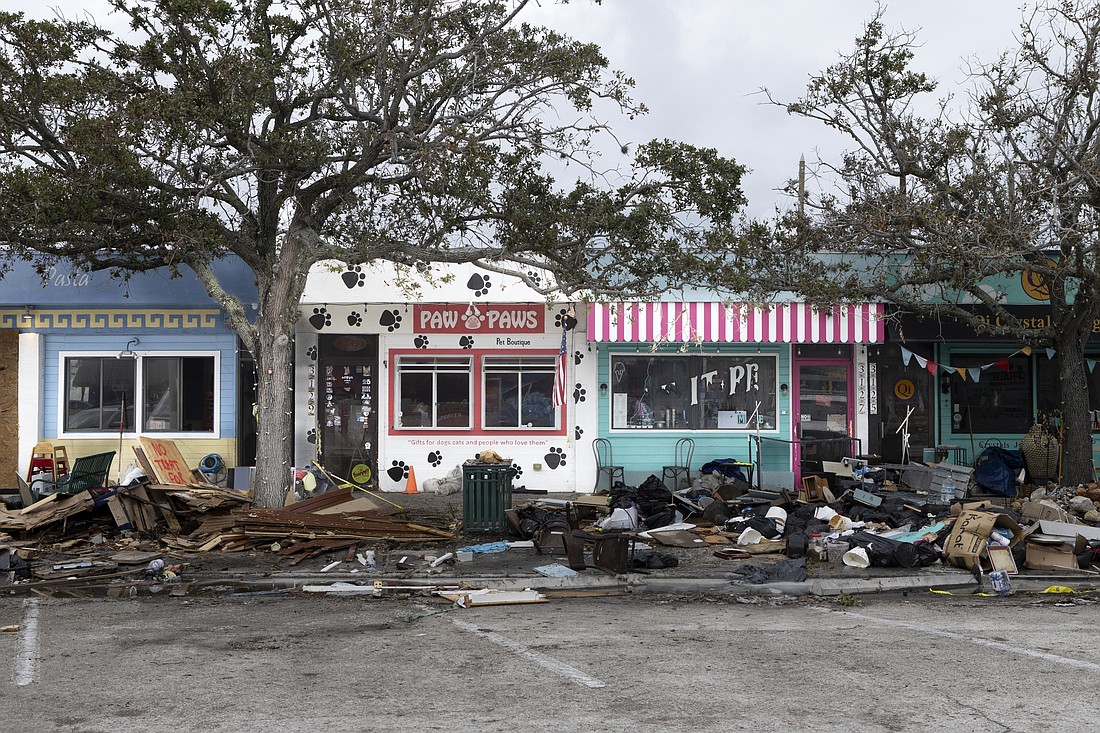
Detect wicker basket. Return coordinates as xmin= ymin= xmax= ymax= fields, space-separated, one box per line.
xmin=1020 ymin=424 xmax=1059 ymax=482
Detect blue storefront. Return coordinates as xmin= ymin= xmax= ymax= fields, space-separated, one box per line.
xmin=0 ymin=258 xmax=257 ymax=483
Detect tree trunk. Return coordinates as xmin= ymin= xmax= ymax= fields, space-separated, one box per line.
xmin=249 ymin=229 xmax=310 ymax=508
xmin=1057 ymin=323 xmax=1094 ymax=487
xmin=251 ymin=310 xmax=296 ymax=507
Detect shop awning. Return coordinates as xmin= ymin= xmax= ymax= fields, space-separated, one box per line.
xmin=586 ymin=302 xmax=885 ymax=344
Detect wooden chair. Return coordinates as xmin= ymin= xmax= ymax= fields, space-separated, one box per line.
xmin=28 ymin=451 xmax=115 ymax=502
xmin=662 ymin=438 xmax=695 ymax=490
xmin=592 ymin=438 xmax=624 ymax=492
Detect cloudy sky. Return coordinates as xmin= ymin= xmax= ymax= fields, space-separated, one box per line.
xmin=524 ymin=0 xmax=1024 ymax=217
xmin=17 ymin=0 xmax=1023 ymax=217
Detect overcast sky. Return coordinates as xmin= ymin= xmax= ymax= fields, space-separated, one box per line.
xmin=19 ymin=0 xmax=1023 ymax=217
xmin=524 ymin=0 xmax=1024 ymax=218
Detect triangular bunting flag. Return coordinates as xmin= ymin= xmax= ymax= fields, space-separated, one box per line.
xmin=914 ymin=354 xmax=928 ymax=369
xmin=968 ymin=367 xmax=982 ymax=382
xmin=901 ymin=346 xmax=913 ymax=367
xmin=1021 ymin=345 xmax=1033 ymax=356
xmin=1046 ymin=348 xmax=1056 ymax=360
xmin=1089 ymin=360 xmax=1097 ymax=373
xmin=994 ymin=359 xmax=1010 ymax=372
xmin=926 ymin=361 xmax=938 ymax=376
xmin=956 ymin=367 xmax=967 ymax=380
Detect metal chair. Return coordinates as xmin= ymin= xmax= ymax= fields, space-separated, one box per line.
xmin=592 ymin=438 xmax=624 ymax=492
xmin=662 ymin=438 xmax=695 ymax=490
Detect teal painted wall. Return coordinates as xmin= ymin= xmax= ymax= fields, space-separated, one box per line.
xmin=595 ymin=344 xmax=793 ymax=487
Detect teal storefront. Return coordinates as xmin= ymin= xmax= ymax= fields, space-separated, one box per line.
xmin=587 ymin=301 xmax=886 ymax=491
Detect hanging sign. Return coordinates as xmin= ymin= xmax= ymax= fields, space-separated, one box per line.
xmin=414 ymin=304 xmax=544 ymax=333
xmin=894 ymin=379 xmax=916 ymax=401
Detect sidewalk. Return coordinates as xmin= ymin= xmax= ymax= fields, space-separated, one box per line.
xmin=173 ymin=488 xmax=1100 ymax=599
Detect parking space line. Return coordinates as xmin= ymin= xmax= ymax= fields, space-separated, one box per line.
xmin=446 ymin=616 xmax=606 ymax=689
xmin=815 ymin=606 xmax=1100 ymax=672
xmin=12 ymin=598 xmax=40 ymax=686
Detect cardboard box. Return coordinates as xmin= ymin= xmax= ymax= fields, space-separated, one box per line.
xmin=1020 ymin=500 xmax=1071 ymax=523
xmin=943 ymin=510 xmax=1022 ymax=571
xmin=1025 ymin=534 xmax=1086 ymax=570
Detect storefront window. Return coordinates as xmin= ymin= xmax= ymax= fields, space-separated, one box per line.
xmin=64 ymin=354 xmax=216 ymax=433
xmin=483 ymin=357 xmax=556 ymax=428
xmin=143 ymin=356 xmax=215 ymax=431
xmin=949 ymin=353 xmax=1031 ymax=434
xmin=397 ymin=356 xmax=471 ymax=428
xmin=610 ymin=354 xmax=778 ymax=430
xmin=1037 ymin=354 xmax=1100 ymax=431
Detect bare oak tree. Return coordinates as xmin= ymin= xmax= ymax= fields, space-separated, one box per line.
xmin=774 ymin=1 xmax=1100 ymax=484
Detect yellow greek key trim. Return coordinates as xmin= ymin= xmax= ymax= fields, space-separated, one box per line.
xmin=0 ymin=309 xmax=220 ymax=330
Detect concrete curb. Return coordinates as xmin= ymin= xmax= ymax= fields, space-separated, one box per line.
xmin=186 ymin=569 xmax=1100 ymax=597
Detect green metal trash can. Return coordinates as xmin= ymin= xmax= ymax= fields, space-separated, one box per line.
xmin=462 ymin=463 xmax=514 ymax=534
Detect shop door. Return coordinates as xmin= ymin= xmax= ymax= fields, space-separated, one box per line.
xmin=318 ymin=335 xmax=378 ymax=488
xmin=793 ymin=359 xmax=853 ymax=485
xmin=871 ymin=355 xmax=934 ymax=463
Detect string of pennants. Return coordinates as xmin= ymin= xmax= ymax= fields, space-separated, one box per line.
xmin=899 ymin=344 xmax=1067 ymax=382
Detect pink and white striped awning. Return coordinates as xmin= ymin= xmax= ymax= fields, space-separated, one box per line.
xmin=587 ymin=302 xmax=885 ymax=344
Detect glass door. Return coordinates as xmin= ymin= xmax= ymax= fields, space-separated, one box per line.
xmin=794 ymin=360 xmax=853 ymax=485
xmin=872 ymin=353 xmax=934 ymax=463
xmin=318 ymin=335 xmax=378 ymax=487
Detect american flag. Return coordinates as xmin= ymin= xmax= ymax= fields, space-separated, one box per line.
xmin=552 ymin=318 xmax=568 ymax=409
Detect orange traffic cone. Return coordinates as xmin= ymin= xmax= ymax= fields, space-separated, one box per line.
xmin=404 ymin=465 xmax=419 ymax=494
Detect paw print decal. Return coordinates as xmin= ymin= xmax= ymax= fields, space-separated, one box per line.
xmin=306 ymin=345 xmax=317 ymax=361
xmin=347 ymin=311 xmax=363 ymax=327
xmin=573 ymin=384 xmax=586 ymax=403
xmin=306 ymin=428 xmax=317 ymax=444
xmin=575 ymin=426 xmax=583 ymax=441
xmin=459 ymin=335 xmax=475 ymax=349
xmin=463 ymin=304 xmax=485 ymax=329
xmin=526 ymin=270 xmax=542 ymax=287
xmin=414 ymin=335 xmax=429 ymax=349
xmin=467 ymin=273 xmax=491 ymax=296
xmin=308 ymin=307 xmax=331 ymax=330
xmin=386 ymin=460 xmax=409 ymax=483
xmin=341 ymin=265 xmax=366 ymax=289
xmin=554 ymin=308 xmax=578 ymax=330
xmin=574 ymin=351 xmax=584 ymax=366
xmin=544 ymin=447 xmax=567 ymax=469
xmin=510 ymin=462 xmax=523 ymax=478
xmin=428 ymin=451 xmax=443 ymax=468
xmin=379 ymin=309 xmax=402 ymax=332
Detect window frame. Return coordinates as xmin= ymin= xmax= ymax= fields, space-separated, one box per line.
xmin=394 ymin=354 xmax=474 ymax=430
xmin=481 ymin=355 xmax=559 ymax=431
xmin=607 ymin=351 xmax=781 ymax=433
xmin=388 ymin=349 xmax=567 ymax=436
xmin=58 ymin=350 xmax=221 ymax=438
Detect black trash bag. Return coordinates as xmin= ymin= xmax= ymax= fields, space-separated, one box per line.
xmin=633 ymin=551 xmax=680 ymax=570
xmin=643 ymin=508 xmax=677 ymax=529
xmin=744 ymin=515 xmax=782 ymax=539
xmin=786 ymin=532 xmax=808 ymax=558
xmin=974 ymin=447 xmax=1025 ymax=496
xmin=608 ymin=480 xmax=638 ymax=510
xmin=733 ymin=558 xmax=808 ymax=584
xmin=847 ymin=530 xmax=935 ymax=568
xmin=699 ymin=459 xmax=749 ymax=483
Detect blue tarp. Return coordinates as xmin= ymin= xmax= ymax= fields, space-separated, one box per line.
xmin=973 ymin=447 xmax=1025 ymax=496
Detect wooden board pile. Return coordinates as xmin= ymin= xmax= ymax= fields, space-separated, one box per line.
xmin=177 ymin=487 xmax=455 ymax=555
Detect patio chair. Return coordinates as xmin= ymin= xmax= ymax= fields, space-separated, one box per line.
xmin=592 ymin=438 xmax=624 ymax=493
xmin=28 ymin=451 xmax=115 ymax=503
xmin=662 ymin=438 xmax=695 ymax=490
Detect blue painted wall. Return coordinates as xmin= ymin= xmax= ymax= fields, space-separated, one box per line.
xmin=42 ymin=331 xmax=239 ymax=438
